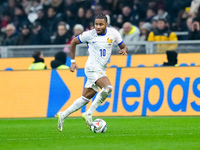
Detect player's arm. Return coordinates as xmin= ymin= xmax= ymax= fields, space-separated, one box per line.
xmin=118 ymin=42 xmax=128 ymax=55
xmin=70 ymin=37 xmax=81 ymax=72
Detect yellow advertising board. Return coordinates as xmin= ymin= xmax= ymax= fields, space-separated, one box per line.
xmin=0 ymin=66 xmax=200 ymax=118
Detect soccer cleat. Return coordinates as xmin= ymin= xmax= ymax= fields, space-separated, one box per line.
xmin=57 ymin=112 xmax=64 ymax=132
xmin=82 ymin=112 xmax=93 ymax=129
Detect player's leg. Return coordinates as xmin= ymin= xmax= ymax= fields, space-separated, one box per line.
xmin=57 ymin=88 xmax=96 ymax=131
xmin=62 ymin=88 xmax=96 ymax=118
xmin=85 ymin=76 xmax=113 ymax=123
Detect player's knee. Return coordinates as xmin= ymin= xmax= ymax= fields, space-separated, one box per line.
xmin=101 ymin=85 xmax=113 ymax=98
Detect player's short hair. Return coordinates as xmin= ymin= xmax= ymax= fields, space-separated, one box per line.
xmin=96 ymin=13 xmax=107 ymax=22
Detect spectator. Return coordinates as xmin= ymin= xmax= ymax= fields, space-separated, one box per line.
xmin=35 ymin=9 xmax=48 ymax=28
xmin=65 ymin=0 xmax=77 ymax=12
xmin=46 ymin=6 xmax=61 ymax=35
xmin=174 ymin=9 xmax=189 ymax=40
xmin=85 ymin=9 xmax=94 ymax=30
xmin=139 ymin=22 xmax=152 ymax=41
xmin=28 ymin=50 xmax=47 ymax=70
xmin=174 ymin=9 xmax=189 ymax=32
xmin=0 ymin=3 xmax=4 ymax=17
xmin=41 ymin=0 xmax=52 ymax=5
xmin=188 ymin=21 xmax=200 ymax=40
xmin=62 ymin=7 xmax=76 ymax=29
xmin=0 ymin=0 xmax=196 ymax=48
xmin=28 ymin=0 xmax=43 ymax=23
xmin=113 ymin=14 xmax=123 ymax=29
xmin=131 ymin=0 xmax=146 ymax=26
xmin=14 ymin=5 xmax=29 ymax=31
xmin=2 ymin=24 xmax=18 ymax=45
xmin=190 ymin=0 xmax=200 ymax=17
xmin=119 ymin=22 xmax=140 ymax=51
xmin=75 ymin=0 xmax=92 ymax=9
xmin=170 ymin=0 xmax=191 ymax=22
xmin=0 ymin=10 xmax=13 ymax=32
xmin=67 ymin=24 xmax=84 ymax=44
xmin=0 ymin=31 xmax=5 ymax=45
xmin=29 ymin=0 xmax=43 ymax=13
xmin=121 ymin=6 xmax=134 ymax=23
xmin=21 ymin=0 xmax=32 ymax=14
xmin=146 ymin=8 xmax=156 ymax=22
xmin=99 ymin=0 xmax=115 ymax=12
xmin=5 ymin=0 xmax=16 ymax=20
xmin=15 ymin=22 xmax=32 ymax=45
xmin=30 ymin=21 xmax=51 ymax=45
xmin=53 ymin=22 xmax=72 ymax=44
xmin=155 ymin=6 xmax=170 ymax=23
xmin=186 ymin=17 xmax=193 ymax=31
xmin=163 ymin=50 xmax=178 ymax=66
xmin=151 ymin=16 xmax=158 ymax=30
xmin=76 ymin=7 xmax=86 ymax=27
xmin=51 ymin=51 xmax=69 ymax=69
xmin=188 ymin=6 xmax=200 ymax=40
xmin=148 ymin=0 xmax=157 ymax=10
xmin=138 ymin=20 xmax=145 ymax=31
xmin=135 ymin=22 xmax=152 ymax=54
xmin=49 ymin=0 xmax=65 ymax=15
xmin=148 ymin=18 xmax=178 ymax=54
xmin=94 ymin=5 xmax=103 ymax=16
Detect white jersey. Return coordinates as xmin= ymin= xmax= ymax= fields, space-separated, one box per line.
xmin=78 ymin=27 xmax=123 ymax=71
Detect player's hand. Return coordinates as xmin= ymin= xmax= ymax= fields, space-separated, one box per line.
xmin=119 ymin=49 xmax=127 ymax=55
xmin=70 ymin=62 xmax=78 ymax=72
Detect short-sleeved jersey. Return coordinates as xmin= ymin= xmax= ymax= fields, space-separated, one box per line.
xmin=78 ymin=27 xmax=123 ymax=71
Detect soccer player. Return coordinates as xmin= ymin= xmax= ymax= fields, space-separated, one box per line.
xmin=57 ymin=13 xmax=128 ymax=131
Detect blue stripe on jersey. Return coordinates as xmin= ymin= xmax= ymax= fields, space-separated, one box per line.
xmin=78 ymin=35 xmax=82 ymax=43
xmin=118 ymin=40 xmax=123 ymax=46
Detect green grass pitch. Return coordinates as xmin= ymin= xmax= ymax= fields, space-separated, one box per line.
xmin=0 ymin=116 xmax=200 ymax=150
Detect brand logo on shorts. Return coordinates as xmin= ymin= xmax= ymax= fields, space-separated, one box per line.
xmin=99 ymin=72 xmax=103 ymax=74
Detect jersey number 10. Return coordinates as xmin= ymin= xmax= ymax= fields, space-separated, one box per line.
xmin=100 ymin=49 xmax=106 ymax=57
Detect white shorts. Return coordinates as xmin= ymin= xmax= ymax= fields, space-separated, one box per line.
xmin=84 ymin=68 xmax=107 ymax=92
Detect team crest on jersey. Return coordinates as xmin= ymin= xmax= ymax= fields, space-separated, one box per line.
xmin=107 ymin=38 xmax=113 ymax=45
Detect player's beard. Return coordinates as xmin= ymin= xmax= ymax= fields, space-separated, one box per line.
xmin=97 ymin=28 xmax=106 ymax=35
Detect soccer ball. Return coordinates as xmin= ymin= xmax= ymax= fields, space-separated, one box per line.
xmin=91 ymin=119 xmax=107 ymax=133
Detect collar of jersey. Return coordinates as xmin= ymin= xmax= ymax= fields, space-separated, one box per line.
xmin=100 ymin=28 xmax=107 ymax=36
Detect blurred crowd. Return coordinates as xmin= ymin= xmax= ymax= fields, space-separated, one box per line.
xmin=0 ymin=0 xmax=200 ymax=47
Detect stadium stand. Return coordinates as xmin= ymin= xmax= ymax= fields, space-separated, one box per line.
xmin=0 ymin=0 xmax=199 ymax=57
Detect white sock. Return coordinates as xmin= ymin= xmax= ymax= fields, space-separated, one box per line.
xmin=62 ymin=96 xmax=90 ymax=118
xmin=87 ymin=85 xmax=112 ymax=116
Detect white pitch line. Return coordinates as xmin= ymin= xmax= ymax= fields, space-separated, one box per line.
xmin=0 ymin=132 xmax=194 ymax=141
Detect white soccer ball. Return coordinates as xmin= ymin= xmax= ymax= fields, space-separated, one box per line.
xmin=91 ymin=119 xmax=107 ymax=133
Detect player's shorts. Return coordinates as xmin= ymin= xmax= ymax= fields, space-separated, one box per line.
xmin=84 ymin=68 xmax=107 ymax=92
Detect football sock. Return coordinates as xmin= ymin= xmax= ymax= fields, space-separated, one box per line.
xmin=87 ymin=85 xmax=113 ymax=116
xmin=62 ymin=96 xmax=90 ymax=118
